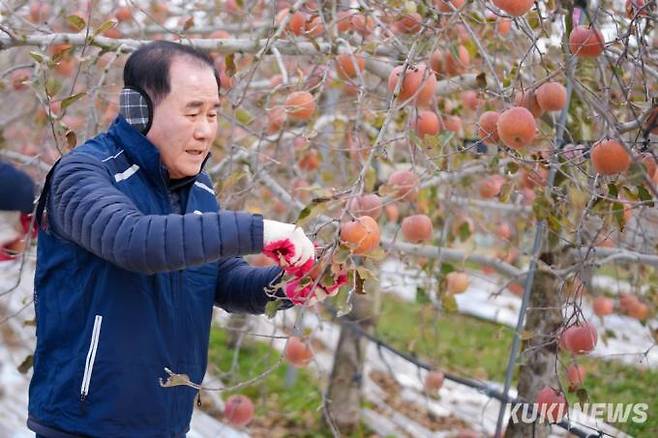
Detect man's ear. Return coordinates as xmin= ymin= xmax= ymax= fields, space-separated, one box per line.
xmin=119 ymin=86 xmax=154 ymax=135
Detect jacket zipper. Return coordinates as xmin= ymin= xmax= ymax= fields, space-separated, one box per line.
xmin=80 ymin=314 xmax=103 ymax=402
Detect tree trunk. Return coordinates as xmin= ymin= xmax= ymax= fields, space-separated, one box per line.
xmin=325 ymin=288 xmax=378 ymax=434
xmin=505 ymin=254 xmax=563 ymax=438
xmin=226 ymin=313 xmax=248 ymax=349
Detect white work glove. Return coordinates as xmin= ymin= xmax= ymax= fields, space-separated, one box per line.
xmin=262 ymin=219 xmax=315 ymax=273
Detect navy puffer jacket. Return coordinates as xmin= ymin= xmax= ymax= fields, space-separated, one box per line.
xmin=28 ymin=115 xmax=284 ymax=437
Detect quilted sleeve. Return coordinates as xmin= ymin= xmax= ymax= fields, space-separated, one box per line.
xmin=47 ymin=152 xmax=264 ymax=274
xmin=214 ymin=257 xmax=292 ymax=314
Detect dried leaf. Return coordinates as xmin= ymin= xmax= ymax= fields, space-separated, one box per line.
xmin=183 ymin=16 xmax=194 ymax=31
xmin=18 ymin=354 xmax=33 ymax=374
xmin=65 ymin=130 xmax=77 ymax=150
xmin=520 ymin=330 xmax=534 ymax=341
xmin=159 ymin=368 xmax=192 ymax=388
xmin=475 ymin=72 xmax=487 ymax=89
xmin=355 ymin=270 xmax=366 ymax=294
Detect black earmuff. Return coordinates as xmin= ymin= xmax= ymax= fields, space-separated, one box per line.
xmin=119 ymin=86 xmax=154 ymax=135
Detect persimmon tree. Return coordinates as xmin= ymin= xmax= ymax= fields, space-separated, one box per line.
xmin=1 ymin=0 xmax=657 ymax=436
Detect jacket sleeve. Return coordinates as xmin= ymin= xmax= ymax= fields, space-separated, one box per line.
xmin=47 ymin=152 xmax=264 ymax=274
xmin=214 ymin=257 xmax=293 ymax=314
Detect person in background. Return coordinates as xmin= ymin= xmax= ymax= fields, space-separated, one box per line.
xmin=0 ymin=160 xmax=36 ymax=260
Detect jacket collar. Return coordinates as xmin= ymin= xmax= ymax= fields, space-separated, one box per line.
xmin=108 ymin=115 xmax=212 ymax=191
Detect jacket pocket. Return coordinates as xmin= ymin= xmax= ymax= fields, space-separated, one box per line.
xmin=80 ymin=314 xmax=102 ymax=401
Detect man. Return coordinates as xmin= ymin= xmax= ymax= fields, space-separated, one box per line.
xmin=27 ymin=41 xmax=314 ymax=437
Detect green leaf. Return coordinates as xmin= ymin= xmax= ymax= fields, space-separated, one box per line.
xmin=576 ymin=388 xmax=589 ymax=404
xmin=637 ymin=184 xmax=654 ymax=207
xmin=612 ymin=201 xmax=625 ymax=231
xmin=626 ymin=162 xmax=645 ymax=186
xmin=416 ymin=286 xmax=431 ymax=305
xmin=437 ymin=131 xmax=454 ymax=146
xmin=265 ymin=300 xmax=281 ymax=319
xmin=441 ymin=293 xmax=458 ymax=313
xmin=225 ymin=54 xmax=236 ymax=77
xmin=503 ymin=63 xmax=518 ymax=88
xmin=67 ymin=14 xmax=87 ymax=32
xmin=607 ymin=182 xmax=618 ymax=198
xmin=621 ymin=185 xmax=638 ymax=201
xmin=532 ymin=193 xmax=552 ymax=220
xmin=18 ymin=354 xmax=33 ymax=374
xmin=526 ymin=11 xmax=540 ymax=29
xmin=458 ymin=221 xmax=471 ymax=242
xmin=235 ymin=108 xmax=254 ymax=125
xmin=45 ymin=77 xmax=62 ymax=96
xmin=440 ymin=262 xmax=455 ymax=275
xmin=295 ymin=202 xmax=327 ymax=227
xmin=356 ymin=266 xmax=374 ymax=281
xmin=372 ymin=114 xmax=385 ymax=129
xmin=61 ymin=92 xmax=86 ymax=110
xmin=422 ymin=133 xmax=441 ymax=150
xmin=94 ymin=19 xmax=117 ymax=37
xmin=29 ymin=51 xmax=45 ymax=63
xmin=365 ymin=168 xmax=377 ymax=193
xmin=499 ymin=181 xmax=512 ymax=203
xmin=364 ymin=247 xmax=387 ymax=261
xmin=333 ymin=245 xmax=352 ymax=265
xmin=548 ymin=228 xmax=560 ymax=249
xmin=506 ymin=161 xmax=519 ymax=174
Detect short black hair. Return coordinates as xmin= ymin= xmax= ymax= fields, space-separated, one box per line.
xmin=123 ymin=40 xmax=220 ymax=106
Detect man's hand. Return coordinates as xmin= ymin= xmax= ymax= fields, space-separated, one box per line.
xmin=262 ymin=220 xmax=314 ymax=270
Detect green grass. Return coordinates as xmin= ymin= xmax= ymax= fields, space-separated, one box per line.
xmin=207 ymin=327 xmax=374 ymax=437
xmin=375 ymin=293 xmax=516 ymax=379
xmin=568 ymin=359 xmax=658 ymax=436
xmin=375 ymin=294 xmax=658 ymax=436
xmin=208 ymin=297 xmax=657 ymax=436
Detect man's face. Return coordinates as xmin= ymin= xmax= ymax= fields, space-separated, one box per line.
xmin=146 ymin=57 xmax=219 ymax=179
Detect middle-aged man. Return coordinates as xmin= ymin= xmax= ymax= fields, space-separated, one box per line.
xmin=27 ymin=41 xmax=315 ymax=437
